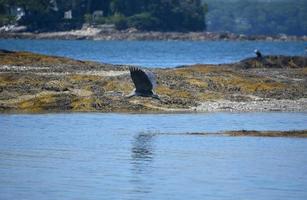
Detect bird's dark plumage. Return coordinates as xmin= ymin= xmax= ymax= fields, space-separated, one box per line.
xmin=254 ymin=49 xmax=262 ymax=58
xmin=130 ymin=67 xmax=153 ymax=94
xmin=127 ymin=67 xmax=159 ymax=99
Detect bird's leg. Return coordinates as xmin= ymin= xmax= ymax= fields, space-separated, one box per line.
xmin=125 ymin=90 xmax=136 ymax=98
xmin=152 ymin=93 xmax=161 ymax=102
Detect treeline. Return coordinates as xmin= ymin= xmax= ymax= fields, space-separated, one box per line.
xmin=0 ymin=0 xmax=207 ymax=32
xmin=205 ymin=0 xmax=307 ymax=36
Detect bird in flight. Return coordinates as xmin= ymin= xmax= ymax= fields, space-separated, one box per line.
xmin=126 ymin=67 xmax=160 ymax=100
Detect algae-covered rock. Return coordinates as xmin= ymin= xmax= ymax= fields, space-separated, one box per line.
xmin=237 ymin=55 xmax=307 ymax=69
xmin=225 ymin=130 xmax=307 ymax=137
xmin=0 ymin=50 xmax=306 ymax=113
xmin=43 ymin=80 xmax=71 ymax=92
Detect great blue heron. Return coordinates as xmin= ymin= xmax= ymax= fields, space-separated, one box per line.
xmin=126 ymin=67 xmax=160 ymax=99
xmin=254 ymin=49 xmax=262 ymax=58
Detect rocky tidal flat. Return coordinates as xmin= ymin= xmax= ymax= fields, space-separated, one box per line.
xmin=0 ymin=49 xmax=306 ymax=113
xmin=225 ymin=130 xmax=307 ymax=137
xmin=190 ymin=130 xmax=307 ymax=137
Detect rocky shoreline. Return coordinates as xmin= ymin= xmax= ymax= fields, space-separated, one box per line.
xmin=0 ymin=49 xmax=306 ymax=113
xmin=191 ymin=130 xmax=307 ymax=137
xmin=1 ymin=27 xmax=307 ymax=41
xmin=225 ymin=130 xmax=307 ymax=137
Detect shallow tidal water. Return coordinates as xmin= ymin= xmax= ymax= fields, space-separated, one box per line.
xmin=1 ymin=40 xmax=306 ymax=67
xmin=0 ymin=112 xmax=307 ymax=200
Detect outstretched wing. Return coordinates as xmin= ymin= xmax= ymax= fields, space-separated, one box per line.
xmin=145 ymin=71 xmax=157 ymax=89
xmin=129 ymin=67 xmax=153 ymax=92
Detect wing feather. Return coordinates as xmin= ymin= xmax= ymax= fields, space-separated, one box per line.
xmin=145 ymin=71 xmax=157 ymax=89
xmin=129 ymin=67 xmax=153 ymax=92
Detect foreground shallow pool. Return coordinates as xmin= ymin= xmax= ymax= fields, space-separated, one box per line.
xmin=1 ymin=113 xmax=307 ymax=199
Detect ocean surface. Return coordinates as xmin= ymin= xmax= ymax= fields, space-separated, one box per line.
xmin=1 ymin=113 xmax=307 ymax=200
xmin=0 ymin=39 xmax=306 ymax=67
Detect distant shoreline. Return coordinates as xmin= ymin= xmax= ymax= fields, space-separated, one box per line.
xmin=1 ymin=28 xmax=307 ymax=41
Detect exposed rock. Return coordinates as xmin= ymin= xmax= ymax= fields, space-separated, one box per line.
xmin=0 ymin=50 xmax=306 ymax=113
xmin=225 ymin=130 xmax=307 ymax=137
xmin=237 ymin=55 xmax=307 ymax=69
xmin=189 ymin=130 xmax=307 ymax=137
xmin=0 ymin=25 xmax=27 ymax=33
xmin=42 ymin=80 xmax=71 ymax=92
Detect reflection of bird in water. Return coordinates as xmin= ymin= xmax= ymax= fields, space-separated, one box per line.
xmin=126 ymin=67 xmax=160 ymax=100
xmin=254 ymin=49 xmax=262 ymax=58
xmin=131 ymin=133 xmax=154 ymax=161
xmin=130 ymin=133 xmax=155 ymax=195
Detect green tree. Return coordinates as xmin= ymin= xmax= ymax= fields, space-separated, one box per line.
xmin=0 ymin=0 xmax=207 ymax=32
xmin=205 ymin=0 xmax=307 ymax=35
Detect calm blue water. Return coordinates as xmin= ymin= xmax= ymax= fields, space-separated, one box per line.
xmin=0 ymin=39 xmax=306 ymax=67
xmin=1 ymin=113 xmax=307 ymax=200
